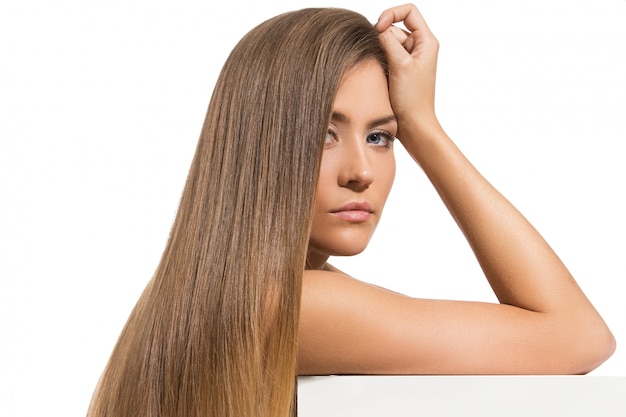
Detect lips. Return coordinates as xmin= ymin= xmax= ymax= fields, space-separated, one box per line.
xmin=330 ymin=201 xmax=373 ymax=222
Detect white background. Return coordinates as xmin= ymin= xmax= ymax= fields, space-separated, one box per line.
xmin=1 ymin=1 xmax=624 ymax=416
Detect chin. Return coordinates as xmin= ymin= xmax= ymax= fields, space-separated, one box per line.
xmin=311 ymin=234 xmax=373 ymax=258
xmin=329 ymin=245 xmax=368 ymax=257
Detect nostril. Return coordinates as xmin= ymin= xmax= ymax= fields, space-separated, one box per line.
xmin=345 ymin=178 xmax=371 ymax=192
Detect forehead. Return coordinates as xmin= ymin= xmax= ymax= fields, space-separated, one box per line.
xmin=332 ymin=60 xmax=392 ymax=117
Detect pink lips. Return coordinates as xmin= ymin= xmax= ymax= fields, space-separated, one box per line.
xmin=330 ymin=201 xmax=373 ymax=222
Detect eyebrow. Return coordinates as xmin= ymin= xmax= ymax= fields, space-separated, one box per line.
xmin=331 ymin=111 xmax=397 ymax=130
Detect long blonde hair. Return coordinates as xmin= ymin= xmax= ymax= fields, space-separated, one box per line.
xmin=88 ymin=8 xmax=386 ymax=417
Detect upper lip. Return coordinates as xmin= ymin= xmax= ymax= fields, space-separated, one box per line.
xmin=331 ymin=201 xmax=373 ymax=213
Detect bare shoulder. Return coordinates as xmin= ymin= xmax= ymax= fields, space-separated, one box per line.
xmin=298 ymin=267 xmax=438 ymax=375
xmin=303 ymin=267 xmax=402 ymax=301
xmin=299 ymin=268 xmax=457 ymax=375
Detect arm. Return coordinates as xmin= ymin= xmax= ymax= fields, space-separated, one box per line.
xmin=297 ymin=4 xmax=614 ymax=376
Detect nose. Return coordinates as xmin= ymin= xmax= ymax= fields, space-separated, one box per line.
xmin=337 ymin=139 xmax=374 ymax=191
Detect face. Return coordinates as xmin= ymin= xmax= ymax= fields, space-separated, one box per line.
xmin=307 ymin=59 xmax=397 ymax=268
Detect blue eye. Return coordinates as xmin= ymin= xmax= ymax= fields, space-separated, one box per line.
xmin=366 ymin=131 xmax=395 ymax=149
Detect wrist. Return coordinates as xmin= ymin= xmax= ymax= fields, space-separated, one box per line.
xmin=397 ymin=112 xmax=443 ymax=143
xmin=396 ymin=113 xmax=451 ymax=163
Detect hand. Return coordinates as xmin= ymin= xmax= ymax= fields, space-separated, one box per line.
xmin=375 ymin=4 xmax=440 ymax=137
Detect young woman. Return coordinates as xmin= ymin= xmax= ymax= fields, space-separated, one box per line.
xmin=87 ymin=4 xmax=615 ymax=417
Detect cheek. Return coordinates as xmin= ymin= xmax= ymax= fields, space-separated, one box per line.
xmin=313 ymin=154 xmax=339 ymax=204
xmin=380 ymin=154 xmax=396 ymax=197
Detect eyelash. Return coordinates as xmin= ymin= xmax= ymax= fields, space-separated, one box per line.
xmin=367 ymin=130 xmax=395 ymax=150
xmin=325 ymin=128 xmax=395 ymax=150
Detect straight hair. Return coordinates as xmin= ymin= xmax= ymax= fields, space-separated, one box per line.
xmin=87 ymin=8 xmax=387 ymax=417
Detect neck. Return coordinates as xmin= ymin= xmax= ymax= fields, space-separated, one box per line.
xmin=305 ymin=248 xmax=329 ymax=270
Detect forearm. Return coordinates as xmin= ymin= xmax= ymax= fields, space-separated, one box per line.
xmin=401 ymin=117 xmax=591 ymax=314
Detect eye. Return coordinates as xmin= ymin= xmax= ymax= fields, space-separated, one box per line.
xmin=366 ymin=131 xmax=395 ymax=149
xmin=325 ymin=127 xmax=339 ymax=146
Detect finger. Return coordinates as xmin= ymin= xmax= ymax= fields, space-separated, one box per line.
xmin=386 ymin=25 xmax=409 ymax=45
xmin=376 ymin=3 xmax=434 ymax=38
xmin=379 ymin=27 xmax=412 ymax=62
xmin=380 ymin=25 xmax=420 ymax=59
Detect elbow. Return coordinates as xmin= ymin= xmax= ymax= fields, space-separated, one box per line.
xmin=558 ymin=318 xmax=616 ymax=375
xmin=577 ymin=325 xmax=616 ymax=374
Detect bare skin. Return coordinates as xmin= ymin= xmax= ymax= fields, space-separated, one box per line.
xmin=307 ymin=60 xmax=397 ymax=270
xmin=298 ymin=4 xmax=615 ymax=376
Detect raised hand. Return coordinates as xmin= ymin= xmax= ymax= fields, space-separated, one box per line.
xmin=375 ymin=4 xmax=440 ymax=137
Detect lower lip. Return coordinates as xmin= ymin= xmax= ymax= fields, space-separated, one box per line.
xmin=331 ymin=210 xmax=372 ymax=222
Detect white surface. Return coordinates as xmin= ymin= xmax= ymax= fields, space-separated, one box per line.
xmin=1 ymin=1 xmax=625 ymax=417
xmin=298 ymin=376 xmax=626 ymax=417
